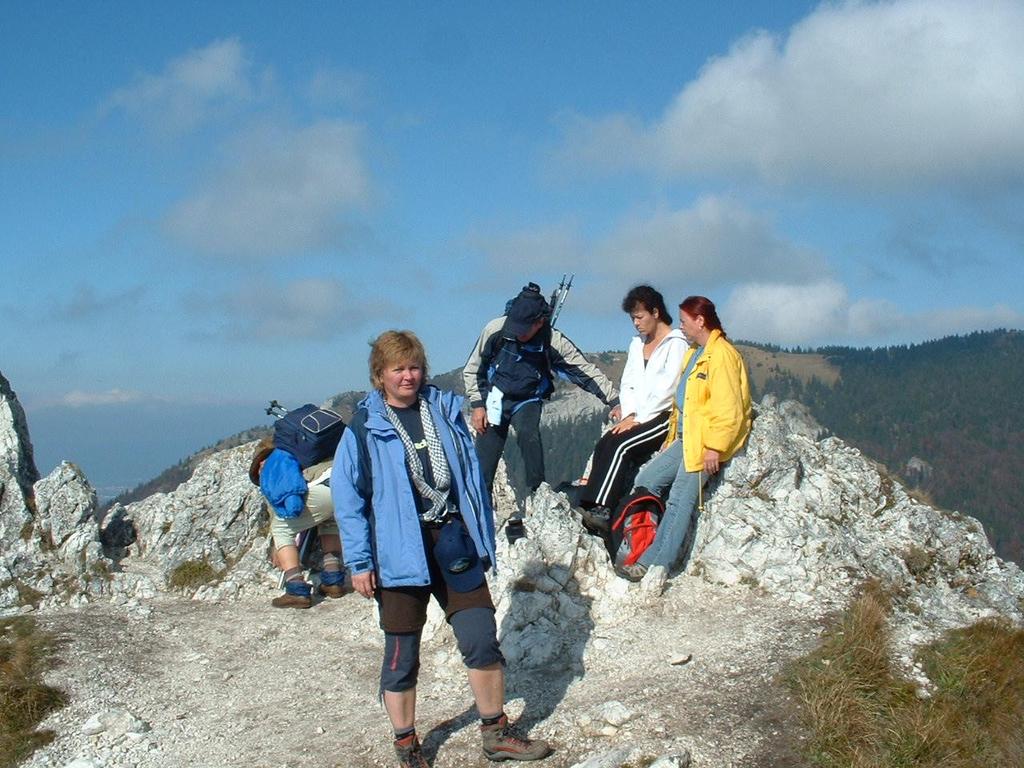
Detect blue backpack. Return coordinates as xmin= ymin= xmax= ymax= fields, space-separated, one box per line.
xmin=270 ymin=403 xmax=346 ymax=469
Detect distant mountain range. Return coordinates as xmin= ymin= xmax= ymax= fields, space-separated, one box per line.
xmin=107 ymin=330 xmax=1023 ymax=565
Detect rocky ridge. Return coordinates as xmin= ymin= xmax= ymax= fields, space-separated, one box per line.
xmin=3 ymin=375 xmax=1021 ymax=640
xmin=2 ymin=370 xmax=1023 ymax=767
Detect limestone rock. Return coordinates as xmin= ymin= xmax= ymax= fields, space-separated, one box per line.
xmin=34 ymin=462 xmax=101 ymax=560
xmin=0 ymin=371 xmax=39 ymax=499
xmin=118 ymin=441 xmax=270 ymax=593
xmin=597 ymin=700 xmax=635 ymax=727
xmin=0 ymin=371 xmax=39 ymax=582
xmin=81 ymin=707 xmax=151 ymax=737
xmin=541 ymin=387 xmax=609 ymax=423
xmin=1 ymin=376 xmax=116 ymax=610
xmin=686 ymin=396 xmax=1024 ymax=635
xmin=569 ymin=746 xmax=648 ymax=768
xmin=488 ymin=395 xmax=1023 ymax=664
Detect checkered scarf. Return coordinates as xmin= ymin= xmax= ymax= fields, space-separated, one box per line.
xmin=384 ymin=397 xmax=452 ymax=523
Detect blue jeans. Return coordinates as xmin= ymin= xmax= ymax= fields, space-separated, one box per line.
xmin=632 ymin=441 xmax=705 ymax=569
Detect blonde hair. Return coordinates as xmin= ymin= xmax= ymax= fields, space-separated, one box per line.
xmin=368 ymin=330 xmax=429 ymax=392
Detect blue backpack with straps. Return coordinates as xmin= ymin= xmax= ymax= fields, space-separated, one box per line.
xmin=270 ymin=402 xmax=346 ymax=469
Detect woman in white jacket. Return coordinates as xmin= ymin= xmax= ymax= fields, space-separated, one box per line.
xmin=579 ymin=285 xmax=686 ymax=519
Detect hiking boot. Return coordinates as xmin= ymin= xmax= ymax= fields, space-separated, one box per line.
xmin=580 ymin=506 xmax=611 ymax=534
xmin=481 ymin=714 xmax=552 ymax=761
xmin=614 ymin=563 xmax=648 ymax=583
xmin=318 ymin=569 xmax=349 ymax=598
xmin=271 ymin=580 xmax=312 ymax=609
xmin=394 ymin=733 xmax=430 ymax=768
xmin=505 ymin=518 xmax=526 ymax=545
xmin=317 ymin=582 xmax=349 ymax=598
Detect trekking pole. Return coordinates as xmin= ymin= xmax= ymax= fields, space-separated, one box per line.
xmin=298 ymin=526 xmax=318 ymax=570
xmin=275 ymin=528 xmax=318 ymax=589
xmin=698 ymin=471 xmax=704 ymax=514
xmin=548 ymin=277 xmax=564 ymax=315
xmin=265 ymin=399 xmax=289 ymax=418
xmin=549 ymin=274 xmax=574 ymax=327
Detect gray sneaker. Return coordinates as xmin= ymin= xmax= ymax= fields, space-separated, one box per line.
xmin=481 ymin=714 xmax=552 ymax=761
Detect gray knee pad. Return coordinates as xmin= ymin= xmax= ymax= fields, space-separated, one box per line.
xmin=380 ymin=632 xmax=421 ymax=693
xmin=450 ymin=607 xmax=504 ymax=669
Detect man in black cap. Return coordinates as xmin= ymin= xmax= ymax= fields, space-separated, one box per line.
xmin=463 ymin=283 xmax=620 ymax=540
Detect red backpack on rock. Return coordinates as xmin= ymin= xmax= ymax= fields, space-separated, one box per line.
xmin=610 ymin=487 xmax=664 ymax=566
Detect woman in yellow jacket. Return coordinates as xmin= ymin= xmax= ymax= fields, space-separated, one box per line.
xmin=616 ymin=296 xmax=752 ymax=582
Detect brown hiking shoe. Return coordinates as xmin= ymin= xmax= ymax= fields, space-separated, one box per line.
xmin=481 ymin=714 xmax=552 ymax=761
xmin=394 ymin=733 xmax=430 ymax=768
xmin=317 ymin=582 xmax=349 ymax=598
xmin=270 ymin=591 xmax=311 ymax=609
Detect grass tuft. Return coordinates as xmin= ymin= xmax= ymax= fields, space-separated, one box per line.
xmin=168 ymin=559 xmax=222 ymax=592
xmin=786 ymin=582 xmax=1024 ymax=768
xmin=0 ymin=617 xmax=66 ymax=768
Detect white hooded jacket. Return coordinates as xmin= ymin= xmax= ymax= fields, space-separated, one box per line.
xmin=618 ymin=328 xmax=688 ymax=424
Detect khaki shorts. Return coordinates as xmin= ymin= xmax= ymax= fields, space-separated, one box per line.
xmin=377 ymin=526 xmax=494 ymax=633
xmin=270 ymin=483 xmax=339 ymax=549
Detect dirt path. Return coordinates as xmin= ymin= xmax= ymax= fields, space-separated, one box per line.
xmin=26 ymin=576 xmax=817 ymax=768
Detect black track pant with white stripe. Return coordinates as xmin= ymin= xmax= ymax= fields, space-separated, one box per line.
xmin=579 ymin=411 xmax=671 ymax=510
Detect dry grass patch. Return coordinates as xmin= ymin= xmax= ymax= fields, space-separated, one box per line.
xmin=0 ymin=617 xmax=66 ymax=768
xmin=168 ymin=559 xmax=222 ymax=592
xmin=786 ymin=583 xmax=1024 ymax=768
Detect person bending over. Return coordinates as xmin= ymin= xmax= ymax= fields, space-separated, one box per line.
xmin=249 ymin=440 xmax=347 ymax=608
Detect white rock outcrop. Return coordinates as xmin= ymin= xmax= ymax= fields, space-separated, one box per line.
xmin=686 ymin=397 xmax=1023 ymax=633
xmin=116 ymin=442 xmax=271 ymax=598
xmin=1 ymin=372 xmax=119 ymax=612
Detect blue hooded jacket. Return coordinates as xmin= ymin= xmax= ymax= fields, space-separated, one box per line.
xmin=330 ymin=386 xmax=497 ymax=587
xmin=259 ymin=448 xmax=308 ymax=518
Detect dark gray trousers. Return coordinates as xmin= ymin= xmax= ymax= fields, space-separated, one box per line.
xmin=475 ymin=400 xmax=544 ymax=497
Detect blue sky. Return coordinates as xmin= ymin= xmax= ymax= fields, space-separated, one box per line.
xmin=3 ymin=1 xmax=1023 ymax=494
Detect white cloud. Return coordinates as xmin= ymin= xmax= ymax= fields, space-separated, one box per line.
xmin=464 ymin=221 xmax=585 ymax=277
xmin=463 ymin=197 xmax=826 ymax=293
xmin=164 ymin=120 xmax=371 ymax=258
xmin=105 ymin=38 xmax=254 ymax=135
xmin=904 ymin=303 xmax=1024 ymax=339
xmin=192 ymin=277 xmax=388 ymax=342
xmin=596 ymin=196 xmax=828 ymax=285
xmin=61 ymin=389 xmax=146 ymax=407
xmin=725 ymin=280 xmax=1023 ymax=345
xmin=725 ymin=280 xmax=873 ymax=344
xmin=561 ymin=0 xmax=1024 ymax=187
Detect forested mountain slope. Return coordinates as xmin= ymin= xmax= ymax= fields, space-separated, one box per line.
xmin=757 ymin=330 xmax=1024 ymax=564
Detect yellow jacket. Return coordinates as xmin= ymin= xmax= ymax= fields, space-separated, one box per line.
xmin=664 ymin=329 xmax=752 ymax=472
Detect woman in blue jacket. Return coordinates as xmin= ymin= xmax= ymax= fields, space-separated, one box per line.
xmin=331 ymin=330 xmax=550 ymax=767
